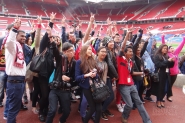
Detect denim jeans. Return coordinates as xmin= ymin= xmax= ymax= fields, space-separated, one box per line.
xmin=119 ymin=84 xmax=152 ymax=123
xmin=0 ymin=70 xmax=7 ymax=102
xmin=102 ymin=78 xmax=114 ymax=112
xmin=6 ymin=81 xmax=25 ymax=123
xmin=46 ymin=89 xmax=71 ymax=123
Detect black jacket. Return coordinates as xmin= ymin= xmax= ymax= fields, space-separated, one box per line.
xmin=105 ymin=50 xmax=118 ymax=79
xmin=38 ymin=22 xmax=54 ymax=78
xmin=51 ymin=42 xmax=76 ymax=88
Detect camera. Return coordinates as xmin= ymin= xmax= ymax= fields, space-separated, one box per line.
xmin=50 ymin=80 xmax=62 ymax=89
xmin=63 ymin=81 xmax=71 ymax=88
xmin=50 ymin=81 xmax=71 ymax=89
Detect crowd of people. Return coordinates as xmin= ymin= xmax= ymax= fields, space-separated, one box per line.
xmin=0 ymin=12 xmax=185 ymax=123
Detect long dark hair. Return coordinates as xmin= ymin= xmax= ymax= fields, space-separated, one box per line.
xmin=79 ymin=45 xmax=96 ymax=74
xmin=155 ymin=44 xmax=169 ymax=60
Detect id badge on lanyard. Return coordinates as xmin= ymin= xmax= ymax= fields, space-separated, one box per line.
xmin=127 ymin=75 xmax=131 ymax=83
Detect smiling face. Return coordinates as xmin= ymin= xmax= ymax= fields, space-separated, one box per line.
xmin=86 ymin=46 xmax=92 ymax=57
xmin=97 ymin=47 xmax=107 ymax=60
xmin=16 ymin=31 xmax=26 ymax=44
xmin=114 ymin=35 xmax=120 ymax=43
xmin=161 ymin=46 xmax=168 ymax=54
xmin=107 ymin=40 xmax=114 ymax=50
xmin=125 ymin=48 xmax=133 ymax=59
xmin=64 ymin=47 xmax=74 ymax=59
xmin=169 ymin=46 xmax=174 ymax=53
xmin=27 ymin=37 xmax=32 ymax=46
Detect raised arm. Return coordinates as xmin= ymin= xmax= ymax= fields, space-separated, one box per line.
xmin=141 ymin=38 xmax=149 ymax=57
xmin=146 ymin=35 xmax=154 ymax=54
xmin=161 ymin=34 xmax=165 ymax=44
xmin=34 ymin=16 xmax=42 ymax=55
xmin=82 ymin=13 xmax=95 ymax=44
xmin=5 ymin=17 xmax=21 ymax=53
xmin=120 ymin=27 xmax=135 ymax=52
xmin=174 ymin=37 xmax=185 ymax=55
xmin=133 ymin=29 xmax=143 ymax=54
xmin=39 ymin=12 xmax=55 ymax=53
xmin=61 ymin=16 xmax=68 ymax=43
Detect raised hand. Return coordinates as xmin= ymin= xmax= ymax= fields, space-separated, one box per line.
xmin=78 ymin=20 xmax=82 ymax=27
xmin=37 ymin=15 xmax=42 ymax=24
xmin=107 ymin=17 xmax=112 ymax=25
xmin=50 ymin=12 xmax=56 ymax=22
xmin=90 ymin=13 xmax=95 ymax=23
xmin=13 ymin=17 xmax=21 ymax=29
xmin=127 ymin=27 xmax=135 ymax=33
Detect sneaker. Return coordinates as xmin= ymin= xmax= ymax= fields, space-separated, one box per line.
xmin=121 ymin=117 xmax=128 ymax=123
xmin=105 ymin=110 xmax=114 ymax=117
xmin=23 ymin=96 xmax=28 ymax=104
xmin=0 ymin=102 xmax=3 ymax=107
xmin=144 ymin=97 xmax=154 ymax=102
xmin=116 ymin=104 xmax=123 ymax=113
xmin=3 ymin=116 xmax=7 ymax=120
xmin=32 ymin=108 xmax=39 ymax=114
xmin=101 ymin=112 xmax=108 ymax=120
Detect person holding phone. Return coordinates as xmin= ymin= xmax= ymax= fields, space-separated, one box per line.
xmin=162 ymin=35 xmax=185 ymax=102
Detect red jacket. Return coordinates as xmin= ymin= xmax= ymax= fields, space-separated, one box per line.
xmin=117 ymin=56 xmax=134 ymax=85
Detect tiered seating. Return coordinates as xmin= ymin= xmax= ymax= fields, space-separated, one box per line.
xmin=24 ymin=2 xmax=46 ymax=16
xmin=158 ymin=0 xmax=185 ymax=18
xmin=0 ymin=17 xmax=30 ymax=31
xmin=82 ymin=6 xmax=90 ymax=15
xmin=111 ymin=9 xmax=121 ymax=15
xmin=139 ymin=1 xmax=174 ymax=20
xmin=176 ymin=10 xmax=185 ymax=17
xmin=41 ymin=4 xmax=62 ymax=19
xmin=98 ymin=9 xmax=111 ymax=15
xmin=4 ymin=0 xmax=25 ymax=15
xmin=132 ymin=4 xmax=154 ymax=20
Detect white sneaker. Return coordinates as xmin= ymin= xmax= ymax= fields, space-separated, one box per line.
xmin=121 ymin=103 xmax=126 ymax=109
xmin=116 ymin=104 xmax=123 ymax=113
xmin=3 ymin=116 xmax=7 ymax=120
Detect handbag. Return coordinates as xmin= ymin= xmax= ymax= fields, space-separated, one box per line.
xmin=90 ymin=77 xmax=111 ymax=103
xmin=150 ymin=72 xmax=159 ymax=82
xmin=30 ymin=48 xmax=47 ymax=73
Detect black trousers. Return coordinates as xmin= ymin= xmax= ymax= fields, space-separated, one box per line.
xmin=38 ymin=76 xmax=50 ymax=115
xmin=167 ymin=75 xmax=177 ymax=98
xmin=46 ymin=89 xmax=71 ymax=123
xmin=83 ymin=88 xmax=102 ymax=123
xmin=32 ymin=76 xmax=41 ymax=107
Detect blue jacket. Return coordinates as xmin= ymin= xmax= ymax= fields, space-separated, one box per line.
xmin=142 ymin=37 xmax=155 ymax=73
xmin=23 ymin=44 xmax=33 ymax=66
xmin=180 ymin=62 xmax=185 ymax=74
xmin=75 ymin=60 xmax=98 ymax=89
xmin=75 ymin=60 xmax=90 ymax=89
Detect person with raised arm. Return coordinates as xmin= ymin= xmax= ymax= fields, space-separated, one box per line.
xmin=117 ymin=28 xmax=152 ymax=123
xmin=5 ymin=17 xmax=27 ymax=123
xmin=37 ymin=12 xmax=56 ymax=122
xmin=161 ymin=34 xmax=185 ymax=102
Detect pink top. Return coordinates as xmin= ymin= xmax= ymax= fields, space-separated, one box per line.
xmin=162 ymin=35 xmax=185 ymax=75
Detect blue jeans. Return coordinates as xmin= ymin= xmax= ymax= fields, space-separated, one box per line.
xmin=6 ymin=81 xmax=25 ymax=123
xmin=119 ymin=84 xmax=152 ymax=123
xmin=80 ymin=94 xmax=95 ymax=118
xmin=102 ymin=78 xmax=114 ymax=112
xmin=0 ymin=70 xmax=7 ymax=102
xmin=46 ymin=89 xmax=71 ymax=123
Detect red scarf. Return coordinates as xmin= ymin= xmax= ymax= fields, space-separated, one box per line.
xmin=14 ymin=42 xmax=24 ymax=68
